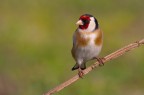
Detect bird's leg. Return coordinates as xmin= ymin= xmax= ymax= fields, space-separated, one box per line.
xmin=93 ymin=57 xmax=104 ymax=66
xmin=78 ymin=68 xmax=84 ymax=78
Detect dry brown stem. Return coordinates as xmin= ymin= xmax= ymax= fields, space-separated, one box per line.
xmin=44 ymin=39 xmax=144 ymax=95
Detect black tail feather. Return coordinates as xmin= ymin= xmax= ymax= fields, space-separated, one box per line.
xmin=72 ymin=63 xmax=79 ymax=71
xmin=72 ymin=63 xmax=86 ymax=71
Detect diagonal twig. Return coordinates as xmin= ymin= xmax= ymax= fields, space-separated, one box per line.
xmin=44 ymin=39 xmax=144 ymax=95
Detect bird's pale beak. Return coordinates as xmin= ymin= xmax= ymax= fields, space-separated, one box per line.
xmin=76 ymin=20 xmax=83 ymax=25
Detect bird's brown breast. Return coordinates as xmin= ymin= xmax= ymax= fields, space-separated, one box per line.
xmin=76 ymin=32 xmax=90 ymax=47
xmin=94 ymin=29 xmax=103 ymax=46
xmin=75 ymin=29 xmax=103 ymax=47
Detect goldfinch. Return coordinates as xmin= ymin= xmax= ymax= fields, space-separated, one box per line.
xmin=71 ymin=14 xmax=103 ymax=77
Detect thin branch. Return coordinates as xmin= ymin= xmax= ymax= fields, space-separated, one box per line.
xmin=44 ymin=39 xmax=144 ymax=95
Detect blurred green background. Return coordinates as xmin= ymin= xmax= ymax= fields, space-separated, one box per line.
xmin=0 ymin=0 xmax=144 ymax=95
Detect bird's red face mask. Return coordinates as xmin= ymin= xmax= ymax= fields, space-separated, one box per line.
xmin=76 ymin=15 xmax=91 ymax=30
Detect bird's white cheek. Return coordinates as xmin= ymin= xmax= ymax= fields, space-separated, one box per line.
xmin=88 ymin=21 xmax=96 ymax=30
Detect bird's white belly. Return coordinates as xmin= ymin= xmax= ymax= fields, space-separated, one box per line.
xmin=76 ymin=44 xmax=102 ymax=64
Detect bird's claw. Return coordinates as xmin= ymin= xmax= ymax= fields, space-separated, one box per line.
xmin=97 ymin=58 xmax=104 ymax=66
xmin=78 ymin=69 xmax=84 ymax=78
xmin=93 ymin=57 xmax=104 ymax=66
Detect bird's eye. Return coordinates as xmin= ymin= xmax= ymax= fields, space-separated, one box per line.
xmin=82 ymin=19 xmax=90 ymax=24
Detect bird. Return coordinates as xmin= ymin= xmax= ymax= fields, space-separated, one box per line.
xmin=71 ymin=14 xmax=103 ymax=77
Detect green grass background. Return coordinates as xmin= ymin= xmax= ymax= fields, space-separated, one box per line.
xmin=0 ymin=0 xmax=144 ymax=95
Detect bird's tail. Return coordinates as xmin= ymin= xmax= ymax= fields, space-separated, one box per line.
xmin=71 ymin=63 xmax=86 ymax=71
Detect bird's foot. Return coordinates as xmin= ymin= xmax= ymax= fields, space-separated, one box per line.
xmin=78 ymin=68 xmax=84 ymax=78
xmin=93 ymin=57 xmax=104 ymax=66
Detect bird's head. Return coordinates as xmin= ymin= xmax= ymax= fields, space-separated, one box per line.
xmin=76 ymin=14 xmax=98 ymax=32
